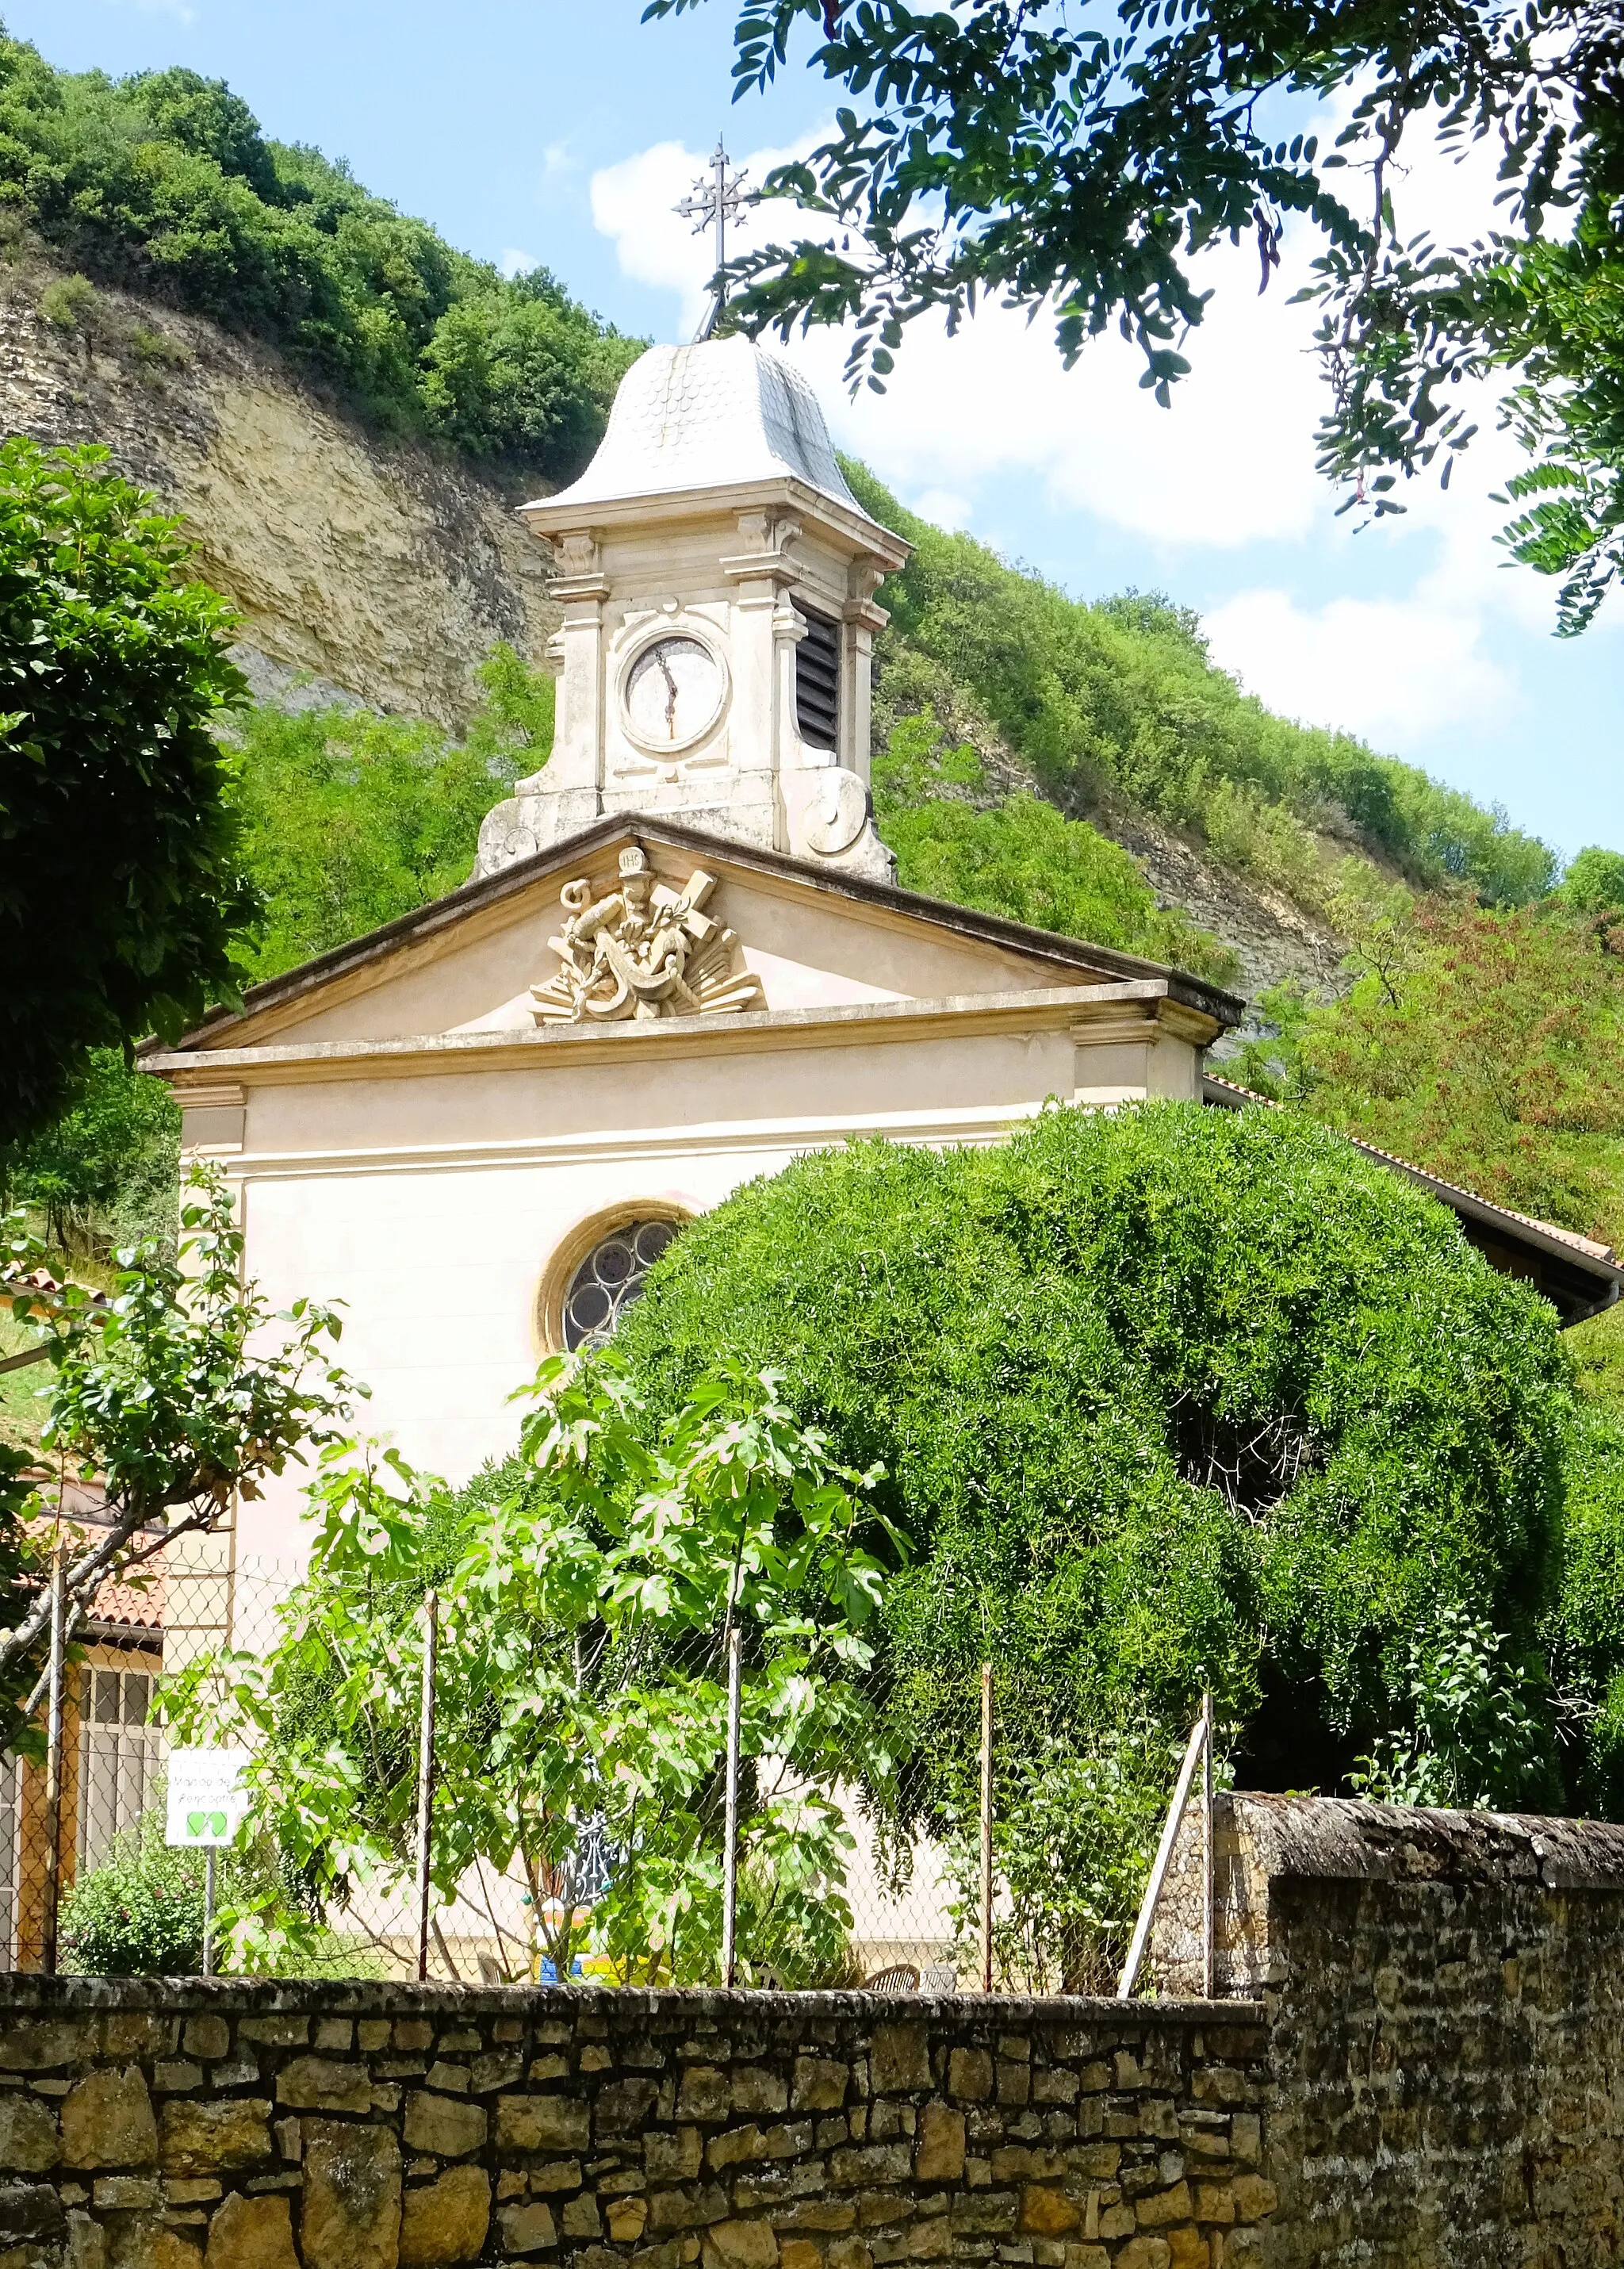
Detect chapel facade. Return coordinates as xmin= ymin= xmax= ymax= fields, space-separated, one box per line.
xmin=145 ymin=334 xmax=1622 ymax=1619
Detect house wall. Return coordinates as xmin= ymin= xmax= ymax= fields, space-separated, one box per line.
xmin=0 ymin=1978 xmax=1270 ymax=2269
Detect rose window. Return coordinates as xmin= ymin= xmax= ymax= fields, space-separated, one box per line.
xmin=562 ymin=1221 xmax=676 ymax=1351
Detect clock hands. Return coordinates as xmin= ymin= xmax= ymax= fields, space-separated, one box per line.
xmin=657 ymin=649 xmax=680 ymax=741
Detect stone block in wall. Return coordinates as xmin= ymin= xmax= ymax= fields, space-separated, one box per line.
xmin=702 ymin=2216 xmax=781 ymax=2269
xmin=0 ymin=2094 xmax=59 ymax=2173
xmin=60 ymin=2072 xmax=157 ymax=2170
xmin=301 ymin=2120 xmax=401 ymax=2269
xmin=204 ymin=2190 xmax=299 ymax=2269
xmin=497 ymin=2198 xmax=556 ymax=2255
xmin=870 ymin=2027 xmax=929 ymax=2095
xmin=159 ymin=2100 xmax=272 ymax=2175
xmin=275 ymin=2056 xmax=372 ymax=2114
xmin=402 ymin=2091 xmax=485 ymax=2159
xmin=0 ymin=2178 xmax=65 ymax=2249
xmin=495 ymin=2094 xmax=588 ymax=2153
xmin=399 ymin=2165 xmax=491 ymax=2267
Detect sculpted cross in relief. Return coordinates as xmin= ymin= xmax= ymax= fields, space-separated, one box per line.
xmin=530 ymin=844 xmax=764 ymax=1025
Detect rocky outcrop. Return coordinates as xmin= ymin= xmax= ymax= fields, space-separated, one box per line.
xmin=0 ymin=259 xmax=557 ymax=730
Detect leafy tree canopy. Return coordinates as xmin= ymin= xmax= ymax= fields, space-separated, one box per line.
xmin=0 ymin=1171 xmax=356 ymax=1748
xmin=0 ymin=436 xmax=255 ymax=1148
xmin=1562 ymin=844 xmax=1624 ymax=917
xmin=1229 ymin=893 xmax=1624 ymax=1249
xmin=650 ymin=0 xmax=1624 ymax=627
xmin=0 ymin=35 xmax=643 ymax=471
xmin=169 ymin=1359 xmax=897 ymax=1983
xmin=615 ymin=1100 xmax=1574 ymax=1808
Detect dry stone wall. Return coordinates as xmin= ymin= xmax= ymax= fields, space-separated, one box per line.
xmin=1151 ymin=1792 xmax=1624 ymax=2269
xmin=0 ymin=1980 xmax=1269 ymax=2269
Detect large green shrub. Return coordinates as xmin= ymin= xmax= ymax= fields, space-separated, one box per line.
xmin=616 ymin=1102 xmax=1573 ymax=1800
xmin=0 ymin=436 xmax=255 ymax=1148
xmin=1547 ymin=1409 xmax=1624 ymax=1816
xmin=59 ymin=1802 xmax=266 ymax=1976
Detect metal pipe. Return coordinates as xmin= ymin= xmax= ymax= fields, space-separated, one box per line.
xmin=979 ymin=1662 xmax=994 ymax=1995
xmin=721 ymin=1625 xmax=742 ymax=1989
xmin=414 ymin=1591 xmax=439 ymax=1984
xmin=40 ymin=1549 xmax=66 ymax=1977
xmin=1116 ymin=1708 xmax=1208 ymax=2001
xmin=1202 ymin=1690 xmax=1215 ymax=2000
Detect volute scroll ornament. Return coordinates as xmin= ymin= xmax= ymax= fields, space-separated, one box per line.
xmin=530 ymin=845 xmax=764 ymax=1025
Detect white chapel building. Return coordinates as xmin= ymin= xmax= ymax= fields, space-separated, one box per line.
xmin=145 ymin=335 xmax=1621 ymax=1586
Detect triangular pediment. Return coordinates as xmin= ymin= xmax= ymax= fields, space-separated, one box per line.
xmin=160 ymin=815 xmax=1239 ymax=1057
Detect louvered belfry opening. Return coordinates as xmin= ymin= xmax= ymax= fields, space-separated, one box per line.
xmin=795 ymin=604 xmax=841 ymax=751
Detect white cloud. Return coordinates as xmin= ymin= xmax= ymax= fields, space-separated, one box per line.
xmin=500 ymin=249 xmax=538 ymax=280
xmin=910 ymin=488 xmax=975 ymax=532
xmin=588 ymin=127 xmax=1620 ymax=775
xmin=590 ymin=135 xmax=1325 ymax=549
xmin=1204 ymin=587 xmax=1517 ymax=745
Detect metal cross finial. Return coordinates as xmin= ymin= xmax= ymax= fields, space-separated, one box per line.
xmin=675 ymin=138 xmax=759 ymax=342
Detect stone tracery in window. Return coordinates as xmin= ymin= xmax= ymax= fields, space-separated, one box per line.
xmin=561 ymin=1219 xmax=676 ymax=1351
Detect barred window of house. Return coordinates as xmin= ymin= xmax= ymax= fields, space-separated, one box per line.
xmin=77 ymin=1665 xmax=163 ymax=1875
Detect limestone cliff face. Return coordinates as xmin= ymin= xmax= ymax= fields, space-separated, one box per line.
xmin=0 ymin=261 xmax=557 ymax=728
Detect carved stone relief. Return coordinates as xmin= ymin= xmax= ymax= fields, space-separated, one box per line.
xmin=530 ymin=844 xmax=765 ymax=1025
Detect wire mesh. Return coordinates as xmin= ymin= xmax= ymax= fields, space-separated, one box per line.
xmin=0 ymin=1540 xmax=1139 ymax=1995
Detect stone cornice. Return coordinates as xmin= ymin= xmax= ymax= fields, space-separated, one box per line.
xmin=147 ymin=812 xmax=1244 ymax=1059
xmin=519 ymin=475 xmax=910 ymax=573
xmin=149 ymin=981 xmax=1219 ymax=1093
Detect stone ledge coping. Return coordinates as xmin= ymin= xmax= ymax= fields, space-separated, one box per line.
xmin=0 ymin=1975 xmax=1265 ymax=2023
xmin=1226 ymin=1791 xmax=1624 ymax=1890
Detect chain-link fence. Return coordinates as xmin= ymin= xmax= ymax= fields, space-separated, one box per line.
xmin=0 ymin=1549 xmax=1009 ymax=1991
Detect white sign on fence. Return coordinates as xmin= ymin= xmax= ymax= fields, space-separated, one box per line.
xmin=164 ymin=1749 xmax=251 ymax=1848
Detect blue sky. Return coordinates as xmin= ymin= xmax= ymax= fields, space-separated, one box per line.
xmin=12 ymin=0 xmax=1622 ymax=859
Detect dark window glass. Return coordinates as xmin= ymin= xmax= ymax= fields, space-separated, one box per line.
xmin=795 ymin=605 xmax=840 ymax=751
xmin=562 ymin=1220 xmax=677 ymax=1351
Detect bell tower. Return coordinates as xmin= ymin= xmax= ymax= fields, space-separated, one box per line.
xmin=475 ymin=333 xmax=910 ymax=884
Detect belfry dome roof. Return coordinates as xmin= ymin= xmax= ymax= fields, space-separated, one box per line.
xmin=535 ymin=335 xmax=867 ymax=517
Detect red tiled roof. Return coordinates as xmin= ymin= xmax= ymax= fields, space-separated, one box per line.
xmin=21 ymin=1481 xmax=166 ymax=1636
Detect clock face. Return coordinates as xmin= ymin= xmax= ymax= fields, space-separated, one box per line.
xmin=623 ymin=635 xmax=725 ymax=752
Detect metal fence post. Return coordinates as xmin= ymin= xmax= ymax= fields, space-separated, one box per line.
xmin=979 ymin=1660 xmax=994 ymax=1995
xmin=1116 ymin=1707 xmax=1208 ymax=2000
xmin=202 ymin=1848 xmax=217 ymax=1980
xmin=40 ymin=1549 xmax=67 ymax=1977
xmin=721 ymin=1625 xmax=742 ymax=1989
xmin=1201 ymin=1689 xmax=1215 ymax=1999
xmin=414 ymin=1591 xmax=439 ymax=1984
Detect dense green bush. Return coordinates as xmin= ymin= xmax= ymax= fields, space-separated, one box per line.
xmin=230 ymin=643 xmax=551 ymax=980
xmin=59 ymin=1803 xmax=262 ymax=1976
xmin=0 ymin=435 xmax=255 ymax=1148
xmin=0 ymin=1046 xmax=178 ymax=1253
xmin=1547 ymin=1410 xmax=1624 ymax=1816
xmin=617 ymin=1101 xmax=1573 ymax=1800
xmin=847 ymin=462 xmax=1557 ymax=907
xmin=0 ymin=40 xmax=642 ymax=471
